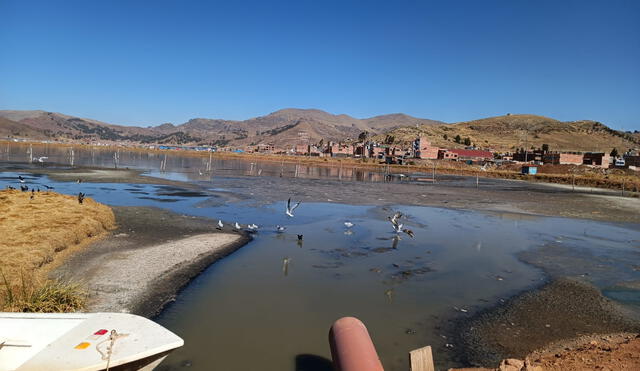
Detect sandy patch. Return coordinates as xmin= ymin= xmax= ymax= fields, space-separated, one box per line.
xmin=69 ymin=233 xmax=242 ymax=314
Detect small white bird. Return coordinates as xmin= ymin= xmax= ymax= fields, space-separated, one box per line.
xmin=285 ymin=198 xmax=301 ymax=217
xmin=344 ymin=221 xmax=354 ymax=228
xmin=247 ymin=224 xmax=259 ymax=230
xmin=36 ymin=156 xmax=48 ymax=163
xmin=217 ymin=220 xmax=224 ymax=229
xmin=276 ymin=225 xmax=286 ymax=233
xmin=388 ymin=212 xmax=403 ymax=233
xmin=234 ymin=222 xmax=242 ymax=230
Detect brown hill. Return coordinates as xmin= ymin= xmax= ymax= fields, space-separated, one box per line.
xmin=375 ymin=114 xmax=639 ymax=153
xmin=0 ymin=108 xmax=442 ymax=146
xmin=0 ymin=116 xmax=47 ymax=139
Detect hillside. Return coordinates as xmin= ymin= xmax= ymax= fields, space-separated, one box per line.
xmin=375 ymin=114 xmax=640 ymax=153
xmin=0 ymin=110 xmax=637 ymax=152
xmin=0 ymin=108 xmax=441 ymax=146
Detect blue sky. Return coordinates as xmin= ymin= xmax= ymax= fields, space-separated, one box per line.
xmin=1 ymin=0 xmax=638 ymax=130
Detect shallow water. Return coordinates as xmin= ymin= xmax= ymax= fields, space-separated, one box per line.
xmin=2 ymin=145 xmax=640 ymax=370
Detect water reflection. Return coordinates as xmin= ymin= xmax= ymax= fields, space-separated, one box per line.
xmin=0 ymin=142 xmax=400 ymax=183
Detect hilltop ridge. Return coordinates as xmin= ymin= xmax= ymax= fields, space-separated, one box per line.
xmin=0 ymin=109 xmax=637 ymax=152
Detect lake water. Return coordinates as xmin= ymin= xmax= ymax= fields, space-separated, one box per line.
xmin=2 ymin=143 xmax=639 ymax=370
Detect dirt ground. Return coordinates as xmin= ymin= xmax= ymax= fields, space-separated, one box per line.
xmin=453 ymin=279 xmax=640 ymax=368
xmin=450 ymin=333 xmax=640 ymax=371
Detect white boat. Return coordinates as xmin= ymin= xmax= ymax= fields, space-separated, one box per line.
xmin=0 ymin=312 xmax=183 ymax=371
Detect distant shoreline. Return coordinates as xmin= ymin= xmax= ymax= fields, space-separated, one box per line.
xmin=3 ymin=139 xmax=639 ymax=195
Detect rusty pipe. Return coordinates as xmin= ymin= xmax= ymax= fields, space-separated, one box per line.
xmin=329 ymin=317 xmax=384 ymax=371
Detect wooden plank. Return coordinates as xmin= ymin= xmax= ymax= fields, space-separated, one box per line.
xmin=409 ymin=345 xmax=434 ymax=371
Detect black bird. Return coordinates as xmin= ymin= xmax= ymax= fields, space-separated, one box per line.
xmin=37 ymin=188 xmax=40 ymax=192
xmin=76 ymin=179 xmax=82 ymax=183
xmin=30 ymin=193 xmax=34 ymax=200
xmin=20 ymin=185 xmax=28 ymax=192
xmin=18 ymin=175 xmax=24 ymax=181
xmin=44 ymin=185 xmax=54 ymax=190
xmin=297 ymin=234 xmax=303 ymax=241
xmin=78 ymin=192 xmax=85 ymax=204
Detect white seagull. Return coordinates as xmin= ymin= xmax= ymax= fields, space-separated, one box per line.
xmin=247 ymin=224 xmax=259 ymax=230
xmin=234 ymin=222 xmax=242 ymax=230
xmin=276 ymin=225 xmax=286 ymax=233
xmin=217 ymin=220 xmax=224 ymax=229
xmin=344 ymin=221 xmax=354 ymax=228
xmin=388 ymin=212 xmax=403 ymax=233
xmin=285 ymin=198 xmax=301 ymax=217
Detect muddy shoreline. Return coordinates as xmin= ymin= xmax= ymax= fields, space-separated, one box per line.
xmin=51 ymin=206 xmax=252 ymax=318
xmin=450 ymin=278 xmax=640 ymax=368
xmin=8 ymin=163 xmax=640 ymax=224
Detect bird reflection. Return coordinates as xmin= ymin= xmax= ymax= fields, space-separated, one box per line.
xmin=475 ymin=241 xmax=482 ymax=251
xmin=385 ymin=288 xmax=394 ymax=303
xmin=282 ymin=257 xmax=291 ymax=276
xmin=391 ymin=235 xmax=400 ymax=249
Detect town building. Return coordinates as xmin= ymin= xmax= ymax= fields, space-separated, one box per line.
xmin=582 ymin=152 xmax=610 ymax=168
xmin=542 ymin=152 xmax=584 ymax=165
xmin=445 ymin=148 xmax=493 ymax=162
xmin=329 ymin=144 xmax=354 ymax=158
xmin=413 ymin=137 xmax=440 ymax=159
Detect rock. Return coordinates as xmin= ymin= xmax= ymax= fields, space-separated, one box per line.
xmin=499 ymin=358 xmax=524 ymax=371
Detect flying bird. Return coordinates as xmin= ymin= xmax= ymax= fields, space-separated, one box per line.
xmin=285 ymin=198 xmax=301 ymax=217
xmin=276 ymin=225 xmax=286 ymax=233
xmin=344 ymin=221 xmax=354 ymax=228
xmin=403 ymin=228 xmax=415 ymax=238
xmin=388 ymin=212 xmax=404 ymax=233
xmin=78 ymin=192 xmax=85 ymax=204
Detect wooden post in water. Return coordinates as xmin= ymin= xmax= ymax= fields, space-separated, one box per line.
xmin=432 ymin=162 xmax=436 ymax=183
xmin=410 ymin=345 xmax=435 ymax=371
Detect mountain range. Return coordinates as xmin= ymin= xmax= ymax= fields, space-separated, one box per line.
xmin=0 ymin=109 xmax=442 ymax=147
xmin=0 ymin=109 xmax=638 ymax=152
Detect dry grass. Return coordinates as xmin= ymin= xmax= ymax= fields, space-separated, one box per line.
xmin=0 ymin=189 xmax=115 ymax=311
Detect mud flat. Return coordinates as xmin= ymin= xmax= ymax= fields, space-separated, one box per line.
xmin=51 ymin=206 xmax=251 ymax=317
xmin=453 ymin=278 xmax=640 ymax=368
